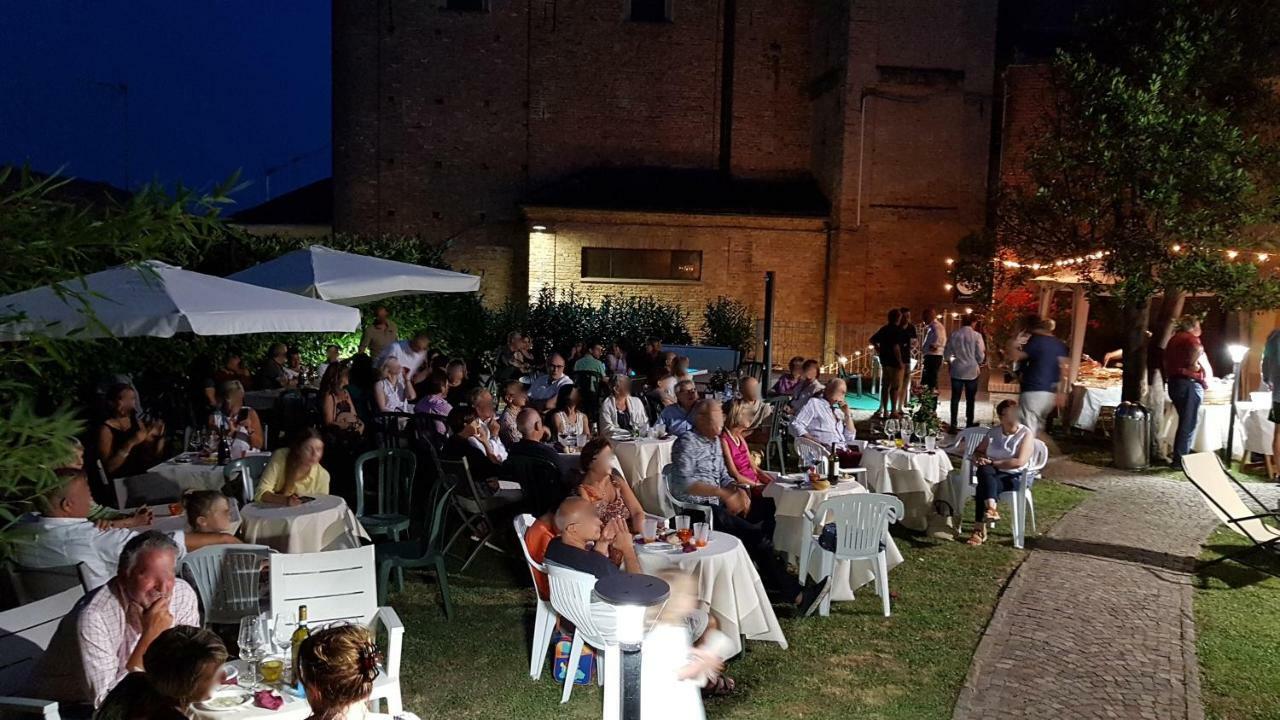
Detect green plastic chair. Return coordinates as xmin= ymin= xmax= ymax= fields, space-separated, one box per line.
xmin=354 ymin=448 xmax=417 ymax=542
xmin=375 ymin=477 xmax=456 ymax=618
xmin=763 ymin=396 xmax=791 ymax=474
xmin=224 ymin=455 xmax=270 ymax=506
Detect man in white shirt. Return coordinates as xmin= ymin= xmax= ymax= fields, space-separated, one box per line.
xmin=11 ymin=469 xmax=185 ymax=590
xmin=26 ymin=530 xmax=200 ymax=708
xmin=376 ymin=332 xmax=431 ymax=386
xmin=788 ymin=379 xmax=856 ymax=449
xmin=944 ymin=314 xmax=986 ymax=429
xmin=659 ymin=380 xmax=700 ymax=437
xmin=921 ymin=307 xmax=947 ymax=391
xmin=527 ymin=354 xmax=574 ymax=410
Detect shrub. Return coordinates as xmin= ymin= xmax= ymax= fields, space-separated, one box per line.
xmin=702 ymin=296 xmax=755 ymax=354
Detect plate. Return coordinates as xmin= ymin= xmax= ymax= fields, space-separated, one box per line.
xmin=196 ymin=687 xmax=253 ymax=712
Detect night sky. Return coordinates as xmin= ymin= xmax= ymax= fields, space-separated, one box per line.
xmin=0 ymin=0 xmax=331 ymax=211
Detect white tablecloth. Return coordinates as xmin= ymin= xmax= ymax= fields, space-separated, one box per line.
xmin=859 ymin=445 xmax=953 ymax=494
xmin=762 ymin=477 xmax=903 ymax=602
xmin=188 ymin=661 xmax=311 ymax=720
xmin=147 ymin=451 xmax=272 ymax=493
xmin=239 ymin=495 xmax=369 ymax=554
xmin=613 ymin=438 xmax=676 ymax=516
xmin=1068 ymin=384 xmax=1123 ymax=431
xmin=1159 ymin=402 xmax=1245 ymax=459
xmin=1238 ymin=400 xmax=1276 ymax=456
xmin=634 ymin=531 xmax=786 ymax=659
xmin=141 ymin=503 xmax=243 ymax=536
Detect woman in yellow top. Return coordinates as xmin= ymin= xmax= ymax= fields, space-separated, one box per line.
xmin=254 ymin=429 xmax=331 ymax=505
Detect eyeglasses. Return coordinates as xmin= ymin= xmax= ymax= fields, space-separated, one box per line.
xmin=550 ymin=364 xmax=565 ymax=369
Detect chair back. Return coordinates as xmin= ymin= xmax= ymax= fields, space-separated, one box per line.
xmin=413 ymin=413 xmax=450 ymax=451
xmin=794 ymin=437 xmax=832 ymax=465
xmin=179 ymin=544 xmax=272 ymax=626
xmin=544 ymin=563 xmax=617 ymax=647
xmin=512 ymin=513 xmax=549 ymax=600
xmin=659 ymin=465 xmax=714 ymax=530
xmin=739 ymin=361 xmax=765 ymax=385
xmin=1182 ymin=452 xmax=1280 ymax=543
xmin=505 ymin=455 xmax=565 ymax=517
xmin=952 ymin=426 xmax=988 ymax=457
xmin=269 ymin=545 xmax=378 ymax=627
xmin=0 ymin=585 xmax=85 ymax=694
xmin=571 ymin=370 xmax=604 ymax=419
xmin=2 ymin=563 xmax=89 ymax=606
xmin=354 ymin=449 xmax=417 ymax=519
xmin=1024 ymin=440 xmax=1049 ymax=484
xmin=766 ymin=397 xmax=789 ymax=438
xmin=813 ymin=493 xmax=903 ymax=560
xmin=371 ymin=412 xmax=416 ymax=450
xmin=224 ymin=455 xmax=271 ymax=507
xmin=438 ymin=458 xmax=488 ymax=514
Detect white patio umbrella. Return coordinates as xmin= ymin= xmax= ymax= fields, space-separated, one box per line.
xmin=0 ymin=260 xmax=360 ymax=341
xmin=227 ymin=244 xmax=481 ymax=305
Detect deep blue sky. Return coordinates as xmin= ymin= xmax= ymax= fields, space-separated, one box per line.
xmin=0 ymin=1 xmax=331 ymax=211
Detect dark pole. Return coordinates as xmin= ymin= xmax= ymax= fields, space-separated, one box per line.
xmin=1225 ymin=360 xmax=1241 ymax=464
xmin=717 ymin=0 xmax=737 ymax=174
xmin=621 ymin=644 xmax=641 ymax=720
xmin=762 ymin=271 xmax=775 ymax=389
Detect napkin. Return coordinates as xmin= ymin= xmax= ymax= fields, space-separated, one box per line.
xmin=254 ymin=690 xmax=284 ymax=710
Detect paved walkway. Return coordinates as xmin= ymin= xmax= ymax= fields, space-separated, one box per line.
xmin=952 ymin=459 xmax=1278 ymax=720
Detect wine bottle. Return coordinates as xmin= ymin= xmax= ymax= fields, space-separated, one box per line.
xmin=290 ymin=605 xmax=310 ymax=691
xmin=828 ymin=443 xmax=838 ymax=483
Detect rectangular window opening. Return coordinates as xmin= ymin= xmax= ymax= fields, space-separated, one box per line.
xmin=581 ymin=247 xmax=701 ymax=282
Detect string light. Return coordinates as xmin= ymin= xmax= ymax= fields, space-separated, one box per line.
xmin=965 ymin=307 xmax=973 ymax=314
xmin=944 ymin=283 xmax=953 ymax=291
xmin=1226 ymin=250 xmax=1239 ymax=260
xmin=944 ymin=258 xmax=954 ymax=266
xmin=950 ymin=312 xmax=959 ymax=318
xmin=1259 ymin=253 xmax=1271 ymax=262
xmin=1171 ymin=244 xmax=1181 ymax=253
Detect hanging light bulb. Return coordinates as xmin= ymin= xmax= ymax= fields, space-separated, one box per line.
xmin=1226 ymin=250 xmax=1239 ymax=260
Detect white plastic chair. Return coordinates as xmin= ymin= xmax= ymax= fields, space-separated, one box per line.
xmin=0 ymin=585 xmax=85 ymax=720
xmin=545 ymin=563 xmax=619 ymax=716
xmin=997 ymin=439 xmax=1047 ymax=549
xmin=947 ymin=426 xmax=990 ymax=533
xmin=659 ymin=465 xmax=714 ymax=531
xmin=269 ymin=546 xmax=404 ymax=714
xmin=797 ymin=493 xmax=903 ymax=617
xmin=179 ymin=544 xmax=272 ymax=626
xmin=513 ymin=514 xmax=558 ymax=681
xmin=794 ymin=436 xmax=831 ymax=466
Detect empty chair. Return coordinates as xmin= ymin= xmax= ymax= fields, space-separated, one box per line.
xmin=0 ymin=585 xmax=85 ymax=720
xmin=659 ymin=465 xmax=714 ymax=531
xmin=269 ymin=545 xmax=405 ymax=714
xmin=545 ymin=563 xmax=619 ymax=715
xmin=797 ymin=493 xmax=903 ymax=617
xmin=354 ymin=449 xmax=416 ymax=542
xmin=513 ymin=514 xmax=559 ymax=680
xmin=441 ymin=457 xmax=521 ymax=572
xmin=375 ymin=476 xmax=456 ymax=618
xmin=224 ymin=455 xmax=270 ymax=507
xmin=1183 ymin=451 xmax=1280 ymax=568
xmin=179 ymin=544 xmax=272 ymax=626
xmin=762 ymin=397 xmax=790 ymax=473
xmin=371 ymin=412 xmax=417 ymax=450
xmin=1 ymin=563 xmax=89 ymax=606
xmin=505 ymin=455 xmax=567 ymax=518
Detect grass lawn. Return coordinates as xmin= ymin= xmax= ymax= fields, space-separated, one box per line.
xmin=1195 ymin=529 xmax=1280 ymax=720
xmin=389 ymin=481 xmax=1089 ymax=720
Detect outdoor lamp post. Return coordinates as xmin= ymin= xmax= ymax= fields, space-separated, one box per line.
xmin=595 ymin=573 xmax=670 ymax=720
xmin=1224 ymin=344 xmax=1250 ymax=464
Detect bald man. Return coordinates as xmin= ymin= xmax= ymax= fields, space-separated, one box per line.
xmin=507 ymin=407 xmax=560 ymax=466
xmin=543 ymin=496 xmax=641 ymax=576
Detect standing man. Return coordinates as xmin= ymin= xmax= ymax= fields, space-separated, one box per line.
xmin=377 ymin=331 xmax=432 ymax=387
xmin=921 ymin=307 xmax=947 ymax=391
xmin=1005 ymin=316 xmax=1068 ymax=439
xmin=357 ymin=306 xmax=399 ymax=359
xmin=1164 ymin=315 xmax=1208 ymax=468
xmin=944 ymin=314 xmax=986 ymax=429
xmin=1262 ymin=328 xmax=1280 ymax=481
xmin=870 ymin=309 xmax=904 ymax=418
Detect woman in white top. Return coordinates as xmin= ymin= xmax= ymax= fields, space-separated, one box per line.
xmin=551 ymin=384 xmax=592 ymax=440
xmin=375 ymin=356 xmax=416 ymax=413
xmin=967 ymin=398 xmax=1035 ymax=546
xmin=600 ymin=373 xmax=649 ymax=437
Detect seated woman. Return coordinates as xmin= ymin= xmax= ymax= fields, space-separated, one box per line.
xmin=443 ymin=359 xmax=474 ymax=407
xmin=254 ymin=429 xmax=330 ymax=505
xmin=414 ymin=370 xmax=453 ymax=436
xmin=96 ymin=625 xmax=227 ymax=720
xmin=207 ymin=380 xmax=264 ymax=453
xmin=549 ymin=384 xmax=591 ymax=441
xmin=320 ymin=363 xmax=365 ymax=437
xmin=967 ymin=398 xmax=1035 ymax=547
xmin=605 ymin=341 xmax=629 ymax=377
xmin=212 ymin=349 xmax=253 ymax=389
xmin=599 ymin=373 xmax=649 ymax=437
xmin=672 ymin=355 xmax=693 ymax=385
xmin=720 ymin=403 xmax=773 ymax=489
xmin=180 ymin=490 xmax=243 ymax=550
xmin=575 ymin=437 xmax=646 ymax=535
xmin=374 ymin=356 xmax=416 ymax=413
xmin=297 ymin=625 xmax=421 ymax=720
xmin=97 ymin=383 xmax=166 ymax=479
xmin=441 ymin=406 xmax=503 ymax=493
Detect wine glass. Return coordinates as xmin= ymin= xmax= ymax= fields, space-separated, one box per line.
xmin=272 ymin=612 xmax=296 ymax=680
xmin=238 ymin=615 xmax=269 ymax=688
xmin=884 ymin=418 xmax=899 ymax=440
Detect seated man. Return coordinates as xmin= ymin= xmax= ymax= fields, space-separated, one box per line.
xmin=658 ymin=380 xmax=700 ymax=437
xmin=788 ymin=378 xmax=857 ymax=450
xmin=669 ymin=400 xmax=827 ymax=615
xmin=544 ymin=496 xmax=642 ymax=576
xmin=573 ymin=341 xmax=608 ymax=377
xmin=26 ymin=531 xmax=201 ymax=708
xmin=507 ymin=408 xmax=558 ymax=465
xmin=11 ymin=469 xmax=186 ymax=590
xmin=527 ymin=354 xmax=574 ymax=410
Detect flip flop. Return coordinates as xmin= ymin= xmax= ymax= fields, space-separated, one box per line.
xmin=703 ymin=676 xmax=736 ymax=697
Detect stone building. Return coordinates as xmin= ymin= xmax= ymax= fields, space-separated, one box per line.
xmin=333 ymin=0 xmax=998 ymax=361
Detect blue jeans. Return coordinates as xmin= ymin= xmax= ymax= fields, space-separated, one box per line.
xmin=975 ymin=465 xmax=1022 ymax=523
xmin=1167 ymin=377 xmax=1203 ymax=464
xmin=950 ymin=377 xmax=978 ymax=428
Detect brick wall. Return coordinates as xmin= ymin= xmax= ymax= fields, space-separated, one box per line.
xmin=526 ymin=208 xmax=828 ymax=360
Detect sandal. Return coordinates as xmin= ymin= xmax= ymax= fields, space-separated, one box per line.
xmin=984 ymin=507 xmax=1001 ymax=522
xmin=966 ymin=530 xmax=986 ymax=546
xmin=703 ymin=676 xmax=736 ymax=697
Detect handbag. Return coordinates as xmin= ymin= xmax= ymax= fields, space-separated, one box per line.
xmin=551 ymin=630 xmax=596 ymax=685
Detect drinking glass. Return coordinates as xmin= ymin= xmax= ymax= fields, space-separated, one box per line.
xmin=642 ymin=517 xmax=659 ymax=543
xmin=560 ymin=432 xmax=576 ymax=452
xmin=272 ymin=612 xmax=296 ymax=677
xmin=924 ymin=435 xmax=937 ymax=452
xmin=674 ymin=515 xmax=692 ymax=544
xmin=238 ymin=615 xmax=268 ymax=688
xmin=692 ymin=522 xmax=709 ymax=548
xmin=884 ymin=418 xmax=899 ymax=439
xmin=899 ymin=426 xmax=911 ymax=446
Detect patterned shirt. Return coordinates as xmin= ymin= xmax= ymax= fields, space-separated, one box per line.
xmin=668 ymin=432 xmax=733 ymax=505
xmin=788 ymin=396 xmax=856 ymax=449
xmin=27 ymin=579 xmax=200 ymax=707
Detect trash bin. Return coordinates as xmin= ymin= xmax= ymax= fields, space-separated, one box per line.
xmin=1113 ymin=402 xmax=1151 ymax=470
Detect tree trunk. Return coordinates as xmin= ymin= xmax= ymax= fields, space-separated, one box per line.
xmin=1147 ymin=290 xmax=1186 ymax=385
xmin=1121 ymin=298 xmax=1153 ymax=403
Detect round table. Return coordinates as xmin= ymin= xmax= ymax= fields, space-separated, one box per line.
xmin=138 ymin=451 xmax=272 ymax=505
xmin=633 ymin=530 xmax=786 ymax=659
xmin=1237 ymin=400 xmax=1276 ymax=456
xmin=612 ymin=438 xmax=676 ymax=516
xmin=858 ymin=444 xmax=953 ymax=494
xmin=141 ymin=503 xmax=243 ymax=536
xmin=762 ymin=476 xmax=904 ymax=602
xmin=239 ymin=495 xmax=369 ymax=553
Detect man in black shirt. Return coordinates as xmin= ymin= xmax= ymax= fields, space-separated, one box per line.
xmin=869 ymin=308 xmax=904 ymax=418
xmin=507 ymin=408 xmax=558 ymax=464
xmin=544 ymin=497 xmax=640 ymax=576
